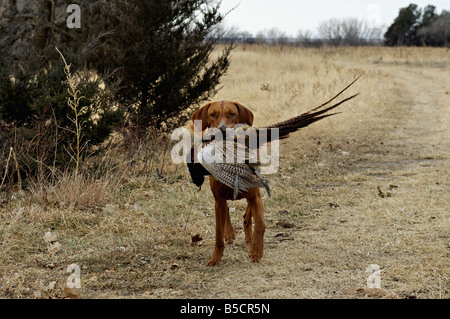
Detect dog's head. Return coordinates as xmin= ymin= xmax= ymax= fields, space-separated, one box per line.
xmin=191 ymin=101 xmax=254 ymax=131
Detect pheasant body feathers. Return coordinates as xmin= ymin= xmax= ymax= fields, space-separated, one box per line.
xmin=197 ymin=124 xmax=270 ymax=199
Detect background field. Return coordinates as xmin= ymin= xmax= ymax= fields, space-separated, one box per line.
xmin=1 ymin=45 xmax=449 ymax=299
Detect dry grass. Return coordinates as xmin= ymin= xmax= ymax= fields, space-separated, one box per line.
xmin=1 ymin=45 xmax=449 ymax=299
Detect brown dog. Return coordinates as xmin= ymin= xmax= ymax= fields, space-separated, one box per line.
xmin=189 ymin=76 xmax=362 ymax=266
xmin=191 ymin=101 xmax=263 ymax=266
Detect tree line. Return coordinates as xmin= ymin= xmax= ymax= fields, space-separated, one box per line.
xmin=221 ymin=3 xmax=450 ymax=47
xmin=219 ymin=20 xmax=383 ymax=47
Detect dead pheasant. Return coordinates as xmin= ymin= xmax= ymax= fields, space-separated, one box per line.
xmin=187 ymin=75 xmax=362 ymax=197
xmin=197 ymin=123 xmax=271 ymax=199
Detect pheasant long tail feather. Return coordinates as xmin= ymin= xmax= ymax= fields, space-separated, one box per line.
xmin=262 ymin=75 xmax=362 ymax=141
xmin=308 ymin=73 xmax=363 ymax=113
xmin=269 ymin=93 xmax=359 ymax=140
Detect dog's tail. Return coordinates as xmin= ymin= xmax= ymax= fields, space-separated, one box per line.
xmin=262 ymin=74 xmax=362 ymax=141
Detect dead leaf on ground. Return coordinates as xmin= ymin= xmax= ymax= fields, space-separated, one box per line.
xmin=191 ymin=234 xmax=203 ymax=246
xmin=378 ymin=184 xmax=399 ymax=198
xmin=276 ymin=220 xmax=295 ymax=228
xmin=142 ymin=190 xmax=155 ymax=197
xmin=43 ymin=231 xmax=58 ymax=244
xmin=377 ymin=186 xmax=394 ymax=198
xmin=48 ymin=241 xmax=62 ymax=255
xmin=64 ymin=287 xmax=81 ymax=299
xmin=43 ymin=231 xmax=62 ymax=254
xmin=170 ymin=263 xmax=180 ymax=270
xmin=274 ymin=233 xmax=294 ymax=242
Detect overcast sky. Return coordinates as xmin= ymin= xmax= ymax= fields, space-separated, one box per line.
xmin=219 ymin=0 xmax=449 ymax=37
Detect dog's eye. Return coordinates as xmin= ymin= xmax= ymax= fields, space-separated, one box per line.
xmin=228 ymin=113 xmax=236 ymax=117
xmin=209 ymin=113 xmax=216 ymax=118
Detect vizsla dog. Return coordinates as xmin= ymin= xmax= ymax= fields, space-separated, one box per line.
xmin=191 ymin=101 xmax=263 ymax=266
xmin=188 ymin=77 xmax=362 ymax=266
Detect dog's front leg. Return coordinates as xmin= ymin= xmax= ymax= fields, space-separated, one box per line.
xmin=207 ymin=199 xmax=227 ymax=266
xmin=243 ymin=203 xmax=252 ymax=248
xmin=248 ymin=196 xmax=265 ymax=263
xmin=224 ymin=205 xmax=236 ymax=244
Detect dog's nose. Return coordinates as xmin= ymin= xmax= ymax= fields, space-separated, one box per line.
xmin=217 ymin=119 xmax=227 ymax=130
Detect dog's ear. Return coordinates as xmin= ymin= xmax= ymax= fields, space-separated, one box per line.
xmin=191 ymin=102 xmax=211 ymax=131
xmin=234 ymin=102 xmax=254 ymax=126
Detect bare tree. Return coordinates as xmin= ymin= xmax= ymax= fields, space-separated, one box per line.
xmin=296 ymin=29 xmax=313 ymax=47
xmin=266 ymin=27 xmax=289 ymax=46
xmin=318 ymin=17 xmax=382 ymax=46
xmin=318 ymin=18 xmax=343 ymax=45
xmin=341 ymin=18 xmax=364 ymax=45
xmin=254 ymin=30 xmax=267 ymax=44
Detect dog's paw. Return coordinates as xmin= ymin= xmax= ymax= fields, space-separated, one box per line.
xmin=224 ymin=230 xmax=236 ymax=244
xmin=249 ymin=243 xmax=263 ymax=263
xmin=206 ymin=257 xmax=222 ymax=267
xmin=207 ymin=250 xmax=223 ymax=266
xmin=250 ymin=252 xmax=262 ymax=263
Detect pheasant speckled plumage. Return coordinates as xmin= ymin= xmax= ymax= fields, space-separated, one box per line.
xmin=197 ymin=124 xmax=271 ymax=199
